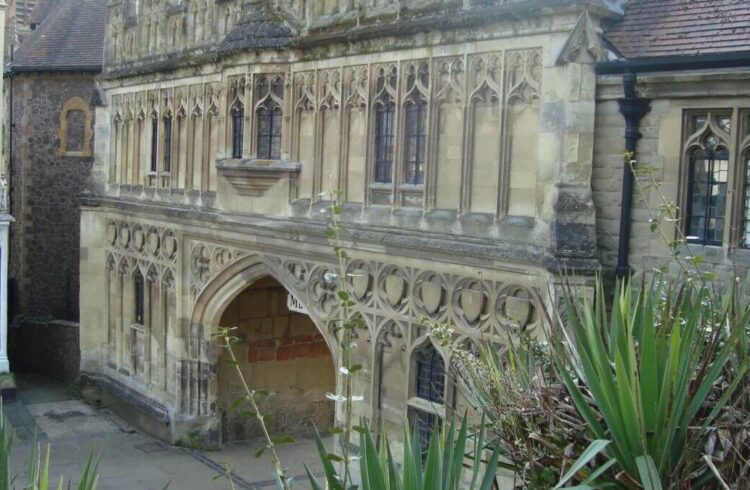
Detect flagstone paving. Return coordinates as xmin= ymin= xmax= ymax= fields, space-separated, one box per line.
xmin=5 ymin=375 xmax=327 ymax=490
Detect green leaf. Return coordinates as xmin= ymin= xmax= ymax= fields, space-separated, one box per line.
xmin=635 ymin=455 xmax=662 ymax=490
xmin=326 ymin=453 xmax=344 ymax=463
xmin=349 ymin=364 xmax=363 ymax=373
xmin=338 ymin=291 xmax=350 ymax=301
xmin=554 ymin=440 xmax=610 ymax=489
xmin=254 ymin=446 xmax=266 ymax=458
xmin=332 ymin=205 xmax=342 ymax=215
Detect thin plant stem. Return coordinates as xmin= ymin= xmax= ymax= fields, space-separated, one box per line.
xmin=219 ymin=331 xmax=290 ymax=490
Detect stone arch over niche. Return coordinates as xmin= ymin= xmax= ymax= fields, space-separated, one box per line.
xmin=190 ymin=254 xmax=338 ymax=362
xmin=187 ymin=255 xmax=340 ymax=444
xmin=58 ymin=96 xmax=94 ymax=157
xmin=216 ymin=275 xmax=336 ymax=442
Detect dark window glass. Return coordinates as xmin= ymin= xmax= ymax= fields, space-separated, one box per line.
xmin=163 ymin=116 xmax=172 ymax=173
xmin=742 ymin=153 xmax=750 ymax=248
xmin=150 ymin=118 xmax=158 ymax=172
xmin=415 ymin=343 xmax=445 ymax=403
xmin=404 ymin=100 xmax=427 ymax=185
xmin=257 ymin=108 xmax=281 ymax=160
xmin=232 ymin=107 xmax=244 ymax=159
xmin=374 ymin=103 xmax=395 ymax=183
xmin=411 ymin=408 xmax=441 ymax=460
xmin=686 ymin=145 xmax=729 ymax=246
xmin=134 ymin=271 xmax=144 ymax=325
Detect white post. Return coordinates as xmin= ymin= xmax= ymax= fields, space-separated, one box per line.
xmin=0 ymin=215 xmax=10 ymax=373
xmin=0 ymin=0 xmax=10 ymax=373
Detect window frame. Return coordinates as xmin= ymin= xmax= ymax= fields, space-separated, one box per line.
xmin=374 ymin=101 xmax=396 ymax=184
xmin=162 ymin=113 xmax=173 ymax=174
xmin=231 ymin=105 xmax=244 ymax=159
xmin=679 ymin=109 xmax=748 ymax=249
xmin=150 ymin=115 xmax=159 ymax=173
xmin=407 ymin=340 xmax=448 ymax=459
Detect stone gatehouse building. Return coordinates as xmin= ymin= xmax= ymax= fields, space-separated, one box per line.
xmin=78 ymin=0 xmax=750 ymax=450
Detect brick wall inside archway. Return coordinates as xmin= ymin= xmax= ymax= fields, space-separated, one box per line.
xmin=217 ymin=276 xmax=335 ymax=442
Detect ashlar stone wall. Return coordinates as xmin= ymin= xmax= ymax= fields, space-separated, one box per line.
xmin=593 ymin=69 xmax=750 ymax=282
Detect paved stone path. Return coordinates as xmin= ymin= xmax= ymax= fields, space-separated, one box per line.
xmin=5 ymin=375 xmax=328 ymax=489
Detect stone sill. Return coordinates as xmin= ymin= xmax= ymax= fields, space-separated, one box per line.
xmin=216 ymin=158 xmax=301 ymax=197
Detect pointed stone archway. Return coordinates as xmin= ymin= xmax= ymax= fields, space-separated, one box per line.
xmin=182 ymin=255 xmax=339 ymax=447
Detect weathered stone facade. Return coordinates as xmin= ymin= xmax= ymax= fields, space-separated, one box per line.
xmin=81 ymin=0 xmax=620 ymax=448
xmin=594 ymin=69 xmax=750 ymax=284
xmin=8 ymin=73 xmax=98 ymax=320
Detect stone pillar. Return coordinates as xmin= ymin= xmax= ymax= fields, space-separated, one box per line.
xmin=0 ymin=214 xmax=12 ymax=373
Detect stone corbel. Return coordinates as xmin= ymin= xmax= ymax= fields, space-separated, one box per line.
xmin=556 ymin=9 xmax=608 ymax=65
xmin=216 ymin=158 xmax=301 ymax=197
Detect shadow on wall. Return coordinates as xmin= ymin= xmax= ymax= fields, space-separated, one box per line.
xmin=8 ymin=320 xmax=80 ymax=384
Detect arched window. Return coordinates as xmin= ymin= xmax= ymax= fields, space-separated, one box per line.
xmin=163 ymin=114 xmax=173 ymax=173
xmin=403 ymin=63 xmax=429 ymax=185
xmin=409 ymin=342 xmax=446 ymax=458
xmin=58 ymin=97 xmax=94 ymax=157
xmin=373 ymin=67 xmax=397 ymax=184
xmin=686 ymin=134 xmax=729 ymax=246
xmin=150 ymin=116 xmax=159 ymax=173
xmin=255 ymin=76 xmax=283 ymax=160
xmin=232 ymin=104 xmax=244 ymax=159
xmin=134 ymin=269 xmax=145 ymax=325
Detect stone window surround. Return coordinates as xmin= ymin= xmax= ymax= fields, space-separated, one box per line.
xmin=108 ymin=45 xmax=541 ymax=219
xmin=406 ymin=338 xmax=450 ymax=435
xmin=58 ymin=96 xmax=94 ymax=158
xmin=679 ymin=108 xmax=750 ymax=249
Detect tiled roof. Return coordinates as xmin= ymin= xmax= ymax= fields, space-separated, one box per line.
xmin=11 ymin=0 xmax=107 ymax=72
xmin=606 ymin=0 xmax=750 ymax=59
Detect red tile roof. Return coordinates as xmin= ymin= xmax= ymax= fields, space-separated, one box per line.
xmin=606 ymin=0 xmax=750 ymax=59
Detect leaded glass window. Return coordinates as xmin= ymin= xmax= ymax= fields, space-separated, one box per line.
xmin=134 ymin=270 xmax=145 ymax=325
xmin=257 ymin=108 xmax=281 ymax=160
xmin=150 ymin=117 xmax=158 ymax=172
xmin=404 ymin=100 xmax=427 ymax=185
xmin=743 ymin=153 xmax=750 ymax=248
xmin=374 ymin=103 xmax=395 ymax=183
xmin=255 ymin=75 xmax=283 ymax=160
xmin=163 ymin=115 xmax=172 ymax=173
xmin=410 ymin=343 xmax=445 ymax=459
xmin=232 ymin=106 xmax=244 ymax=159
xmin=402 ymin=62 xmax=429 ymax=186
xmin=686 ymin=140 xmax=728 ymax=246
xmin=415 ymin=344 xmax=445 ymax=403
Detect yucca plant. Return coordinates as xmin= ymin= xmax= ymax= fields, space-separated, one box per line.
xmin=553 ymin=277 xmax=750 ymax=488
xmin=305 ymin=417 xmax=500 ymax=490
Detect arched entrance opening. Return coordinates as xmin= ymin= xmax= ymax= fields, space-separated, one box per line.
xmin=216 ymin=275 xmax=335 ymax=442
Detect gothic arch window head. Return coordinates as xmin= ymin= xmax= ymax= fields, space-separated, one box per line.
xmin=408 ymin=339 xmax=446 ymax=458
xmin=255 ymin=75 xmax=284 ymax=160
xmin=58 ymin=97 xmax=94 ymax=158
xmin=231 ymin=102 xmax=244 ymax=159
xmin=402 ymin=62 xmax=429 ymax=186
xmin=230 ymin=80 xmax=245 ymax=159
xmin=684 ymin=112 xmax=731 ymax=246
xmin=373 ymin=65 xmax=397 ymax=184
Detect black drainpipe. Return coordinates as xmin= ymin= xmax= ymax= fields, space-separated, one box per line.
xmin=615 ymin=72 xmax=651 ymax=279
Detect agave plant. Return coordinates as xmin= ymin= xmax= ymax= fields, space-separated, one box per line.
xmin=553 ymin=277 xmax=750 ymax=488
xmin=305 ymin=416 xmax=500 ymax=490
